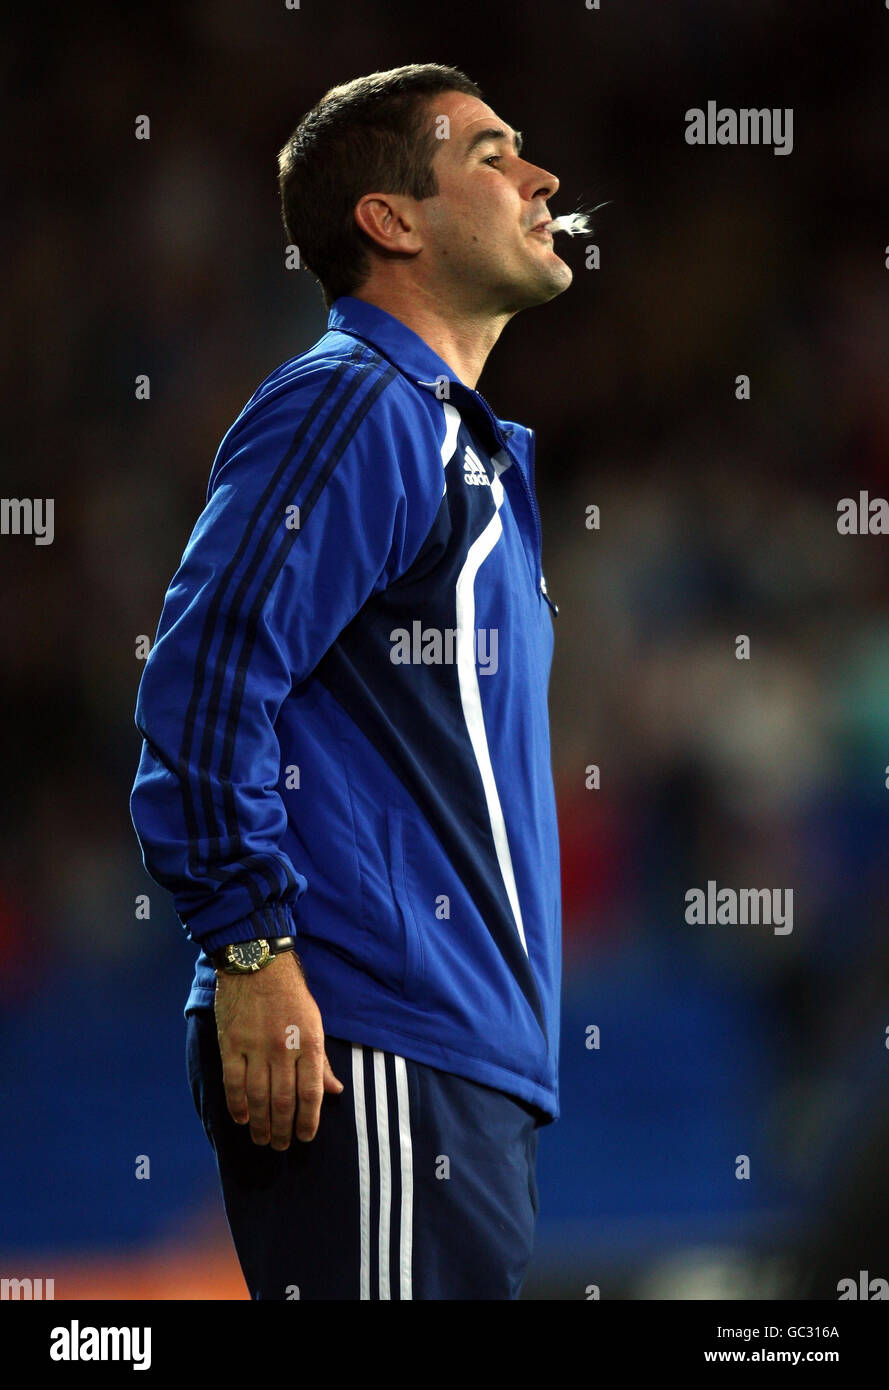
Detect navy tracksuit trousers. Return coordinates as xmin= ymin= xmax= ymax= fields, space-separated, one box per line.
xmin=186 ymin=1006 xmax=544 ymax=1300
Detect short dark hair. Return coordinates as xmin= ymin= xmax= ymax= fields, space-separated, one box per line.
xmin=277 ymin=64 xmax=483 ymax=310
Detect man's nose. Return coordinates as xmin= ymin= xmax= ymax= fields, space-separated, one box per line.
xmin=522 ymin=163 xmax=560 ymax=200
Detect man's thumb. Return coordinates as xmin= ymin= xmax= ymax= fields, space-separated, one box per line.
xmin=323 ymin=1053 xmax=345 ymax=1093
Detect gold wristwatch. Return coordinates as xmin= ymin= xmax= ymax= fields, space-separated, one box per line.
xmin=210 ymin=935 xmax=297 ymax=975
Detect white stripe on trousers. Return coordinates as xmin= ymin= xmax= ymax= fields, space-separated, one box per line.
xmin=352 ymin=1045 xmax=413 ymax=1299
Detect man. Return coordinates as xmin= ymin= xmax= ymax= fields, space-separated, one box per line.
xmin=130 ymin=62 xmax=570 ymax=1300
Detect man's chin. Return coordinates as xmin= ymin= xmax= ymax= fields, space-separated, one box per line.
xmin=504 ymin=259 xmax=572 ymax=311
xmin=543 ymin=257 xmax=573 ymax=298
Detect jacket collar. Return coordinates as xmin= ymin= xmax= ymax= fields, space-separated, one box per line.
xmin=326 ymin=296 xmax=522 ymax=448
xmin=328 ymin=296 xmax=461 ymax=391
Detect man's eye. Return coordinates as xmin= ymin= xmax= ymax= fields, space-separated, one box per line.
xmin=482 ymin=154 xmax=502 ymax=165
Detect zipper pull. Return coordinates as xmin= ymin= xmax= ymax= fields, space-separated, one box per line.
xmin=540 ymin=574 xmax=559 ymax=615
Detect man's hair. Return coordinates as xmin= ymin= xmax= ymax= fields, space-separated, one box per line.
xmin=277 ymin=64 xmax=483 ymax=310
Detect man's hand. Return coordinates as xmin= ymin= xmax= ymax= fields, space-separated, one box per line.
xmin=214 ymin=950 xmax=344 ymax=1149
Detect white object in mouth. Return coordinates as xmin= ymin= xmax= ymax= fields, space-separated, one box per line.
xmin=546 ymin=202 xmax=612 ymax=236
xmin=546 ymin=212 xmax=593 ymax=236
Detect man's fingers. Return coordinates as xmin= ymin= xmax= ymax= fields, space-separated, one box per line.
xmin=268 ymin=1060 xmax=298 ymax=1151
xmin=245 ymin=1060 xmax=272 ymax=1145
xmin=270 ymin=1048 xmax=343 ymax=1149
xmin=295 ymin=1041 xmax=326 ymax=1142
xmin=221 ymin=1052 xmax=249 ymax=1125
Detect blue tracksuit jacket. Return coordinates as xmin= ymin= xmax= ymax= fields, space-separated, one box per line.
xmin=130 ymin=295 xmax=562 ymax=1119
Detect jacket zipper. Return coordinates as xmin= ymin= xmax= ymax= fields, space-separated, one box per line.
xmin=471 ymin=387 xmax=559 ymax=616
xmin=348 ymin=331 xmax=559 ymax=613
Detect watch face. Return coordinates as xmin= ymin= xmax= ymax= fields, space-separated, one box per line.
xmin=228 ymin=940 xmax=268 ymax=971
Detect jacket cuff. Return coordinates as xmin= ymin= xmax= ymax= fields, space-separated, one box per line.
xmin=192 ymin=901 xmax=297 ymax=955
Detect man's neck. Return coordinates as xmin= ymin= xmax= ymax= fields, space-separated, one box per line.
xmin=351 ymin=283 xmax=512 ymax=391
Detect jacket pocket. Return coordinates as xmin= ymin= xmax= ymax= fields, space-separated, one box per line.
xmin=386 ymin=806 xmax=425 ymax=995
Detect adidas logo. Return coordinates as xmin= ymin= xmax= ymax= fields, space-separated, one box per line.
xmin=463 ymin=446 xmax=491 ymax=487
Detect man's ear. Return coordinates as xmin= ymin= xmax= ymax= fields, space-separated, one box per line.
xmin=354 ymin=194 xmax=422 ymax=255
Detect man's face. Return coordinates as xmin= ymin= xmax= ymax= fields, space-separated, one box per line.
xmin=413 ymin=91 xmax=573 ymax=315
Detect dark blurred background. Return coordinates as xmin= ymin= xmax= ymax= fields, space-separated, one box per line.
xmin=2 ymin=0 xmax=888 ymax=1299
